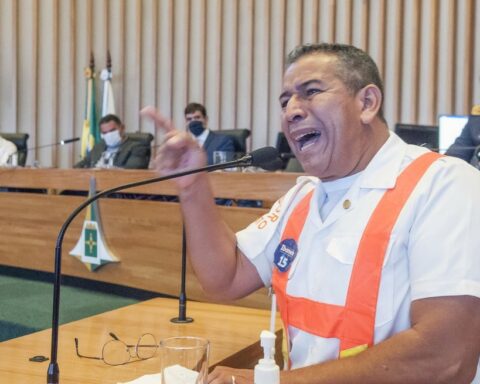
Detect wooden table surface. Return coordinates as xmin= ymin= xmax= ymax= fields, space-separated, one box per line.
xmin=0 ymin=297 xmax=283 ymax=383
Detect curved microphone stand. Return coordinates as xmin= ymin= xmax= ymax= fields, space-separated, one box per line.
xmin=47 ymin=147 xmax=281 ymax=383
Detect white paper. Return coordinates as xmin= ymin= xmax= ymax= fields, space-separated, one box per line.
xmin=117 ymin=365 xmax=199 ymax=384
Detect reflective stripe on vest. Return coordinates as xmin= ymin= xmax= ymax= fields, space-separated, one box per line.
xmin=272 ymin=152 xmax=441 ymax=360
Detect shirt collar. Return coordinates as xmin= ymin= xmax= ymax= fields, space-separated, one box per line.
xmin=358 ymin=131 xmax=408 ymax=189
xmin=193 ymin=128 xmax=210 ymax=147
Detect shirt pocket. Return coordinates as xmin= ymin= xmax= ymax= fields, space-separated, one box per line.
xmin=324 ymin=234 xmax=395 ymax=327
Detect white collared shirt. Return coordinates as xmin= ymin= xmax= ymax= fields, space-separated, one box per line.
xmin=192 ymin=129 xmax=210 ymax=148
xmin=237 ymin=132 xmax=480 ymax=380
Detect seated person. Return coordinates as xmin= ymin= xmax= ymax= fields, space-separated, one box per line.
xmin=74 ymin=114 xmax=151 ymax=169
xmin=184 ymin=102 xmax=235 ymax=165
xmin=445 ymin=105 xmax=480 ymax=167
xmin=0 ymin=135 xmax=17 ymax=166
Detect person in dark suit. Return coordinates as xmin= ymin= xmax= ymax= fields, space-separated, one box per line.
xmin=74 ymin=114 xmax=151 ymax=169
xmin=184 ymin=102 xmax=235 ymax=165
xmin=445 ymin=107 xmax=480 ymax=168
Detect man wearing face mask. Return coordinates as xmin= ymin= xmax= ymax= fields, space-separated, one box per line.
xmin=74 ymin=114 xmax=151 ymax=169
xmin=184 ymin=103 xmax=235 ymax=165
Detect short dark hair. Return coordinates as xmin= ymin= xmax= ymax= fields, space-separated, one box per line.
xmin=99 ymin=114 xmax=122 ymax=126
xmin=286 ymin=43 xmax=385 ymax=121
xmin=184 ymin=102 xmax=207 ymax=117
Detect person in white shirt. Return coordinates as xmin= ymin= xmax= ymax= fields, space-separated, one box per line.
xmin=0 ymin=135 xmax=17 ymax=166
xmin=141 ymin=43 xmax=480 ymax=384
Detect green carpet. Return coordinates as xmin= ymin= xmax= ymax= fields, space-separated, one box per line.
xmin=0 ymin=266 xmax=163 ymax=342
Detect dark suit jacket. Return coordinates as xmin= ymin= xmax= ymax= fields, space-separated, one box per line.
xmin=445 ymin=115 xmax=480 ymax=164
xmin=74 ymin=137 xmax=151 ymax=169
xmin=203 ymin=131 xmax=235 ymax=165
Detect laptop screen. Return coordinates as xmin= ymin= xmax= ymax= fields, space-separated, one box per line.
xmin=438 ymin=115 xmax=469 ymax=154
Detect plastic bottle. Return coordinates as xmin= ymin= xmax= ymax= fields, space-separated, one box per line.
xmin=254 ymin=330 xmax=280 ymax=384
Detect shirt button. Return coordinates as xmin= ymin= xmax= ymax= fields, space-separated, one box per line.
xmin=343 ymin=199 xmax=351 ymax=209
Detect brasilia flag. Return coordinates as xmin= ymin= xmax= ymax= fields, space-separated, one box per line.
xmin=80 ymin=55 xmax=99 ymax=158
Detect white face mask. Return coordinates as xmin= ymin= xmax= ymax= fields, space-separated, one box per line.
xmin=101 ymin=129 xmax=122 ymax=147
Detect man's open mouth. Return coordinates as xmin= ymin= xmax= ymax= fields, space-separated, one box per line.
xmin=295 ymin=130 xmax=321 ymax=151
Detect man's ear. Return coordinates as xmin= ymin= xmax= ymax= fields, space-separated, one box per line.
xmin=357 ymin=84 xmax=382 ymax=124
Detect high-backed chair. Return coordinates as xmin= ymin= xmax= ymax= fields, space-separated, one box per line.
xmin=2 ymin=133 xmax=30 ymax=166
xmin=394 ymin=123 xmax=438 ymax=151
xmin=275 ymin=132 xmax=294 ymax=170
xmin=221 ymin=129 xmax=250 ymax=158
xmin=126 ymin=132 xmax=154 ymax=166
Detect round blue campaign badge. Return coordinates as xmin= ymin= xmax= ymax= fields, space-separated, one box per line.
xmin=274 ymin=238 xmax=298 ymax=272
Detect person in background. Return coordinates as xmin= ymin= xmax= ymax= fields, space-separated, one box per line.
xmin=0 ymin=135 xmax=17 ymax=166
xmin=184 ymin=102 xmax=235 ymax=165
xmin=142 ymin=42 xmax=480 ymax=383
xmin=445 ymin=105 xmax=480 ymax=168
xmin=74 ymin=114 xmax=151 ymax=169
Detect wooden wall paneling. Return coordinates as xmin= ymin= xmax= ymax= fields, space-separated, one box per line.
xmin=383 ymin=0 xmax=404 ymax=128
xmin=73 ymin=0 xmax=91 ymax=165
xmin=268 ymin=0 xmax=286 ymax=147
xmin=251 ymin=0 xmax=270 ymax=150
xmin=3 ymin=0 xmax=480 ymax=168
xmin=367 ymin=1 xmax=386 ymax=79
xmin=16 ymin=0 xmax=38 ymax=163
xmin=417 ymin=0 xmax=438 ymax=124
xmin=57 ymin=0 xmax=76 ymax=168
xmin=204 ymin=0 xmax=222 ymax=132
xmin=0 ymin=0 xmax=17 ymax=136
xmin=474 ymin=0 xmax=480 ymax=104
xmin=400 ymin=0 xmax=421 ymax=123
xmin=108 ymin=0 xmax=126 ymax=121
xmin=351 ymin=0 xmax=369 ymax=51
xmin=454 ymin=0 xmax=470 ymax=114
xmin=236 ymin=0 xmax=254 ymax=148
xmin=123 ymin=0 xmax=142 ymax=134
xmin=302 ymin=0 xmax=319 ymax=43
xmin=334 ymin=0 xmax=352 ymax=44
xmin=456 ymin=0 xmax=475 ymax=113
xmin=37 ymin=0 xmax=58 ymax=168
xmin=318 ymin=0 xmax=336 ymax=43
xmin=140 ymin=0 xmax=158 ymax=136
xmin=436 ymin=0 xmax=456 ymax=115
xmin=219 ymin=1 xmax=238 ymax=131
xmin=285 ymin=0 xmax=302 ymax=52
xmin=154 ymin=0 xmax=174 ymax=147
xmin=187 ymin=0 xmax=206 ymax=106
xmin=172 ymin=0 xmax=189 ymax=126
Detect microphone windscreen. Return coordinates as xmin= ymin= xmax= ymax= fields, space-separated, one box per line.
xmin=260 ymin=158 xmax=285 ymax=171
xmin=249 ymin=146 xmax=281 ymax=168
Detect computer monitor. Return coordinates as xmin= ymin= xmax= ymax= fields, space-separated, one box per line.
xmin=394 ymin=124 xmax=439 ymax=151
xmin=438 ymin=115 xmax=469 ymax=154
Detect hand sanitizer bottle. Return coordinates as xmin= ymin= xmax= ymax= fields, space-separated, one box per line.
xmin=254 ymin=330 xmax=280 ymax=384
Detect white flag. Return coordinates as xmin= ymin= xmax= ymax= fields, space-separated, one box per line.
xmin=100 ymin=68 xmax=116 ymax=116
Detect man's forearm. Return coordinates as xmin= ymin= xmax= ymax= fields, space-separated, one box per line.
xmin=178 ymin=174 xmax=240 ymax=299
xmin=280 ymin=296 xmax=480 ymax=384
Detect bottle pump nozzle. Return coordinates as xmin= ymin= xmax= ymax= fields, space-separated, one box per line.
xmin=254 ymin=330 xmax=280 ymax=383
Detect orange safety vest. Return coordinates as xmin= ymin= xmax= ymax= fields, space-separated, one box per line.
xmin=272 ymin=152 xmax=441 ymax=362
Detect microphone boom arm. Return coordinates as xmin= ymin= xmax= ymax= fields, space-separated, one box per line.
xmin=47 ymin=154 xmax=262 ymax=383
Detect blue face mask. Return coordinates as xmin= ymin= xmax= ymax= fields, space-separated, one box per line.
xmin=188 ymin=121 xmax=205 ymax=137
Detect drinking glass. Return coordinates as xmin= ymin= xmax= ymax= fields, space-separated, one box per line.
xmin=160 ymin=336 xmax=209 ymax=384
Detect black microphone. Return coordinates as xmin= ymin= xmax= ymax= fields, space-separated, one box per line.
xmin=7 ymin=137 xmax=80 ymax=167
xmin=20 ymin=137 xmax=80 ymax=152
xmin=59 ymin=137 xmax=80 ymax=145
xmin=47 ymin=146 xmax=282 ymax=383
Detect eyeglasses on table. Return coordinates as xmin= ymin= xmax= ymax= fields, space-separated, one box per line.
xmin=74 ymin=332 xmax=158 ymax=366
